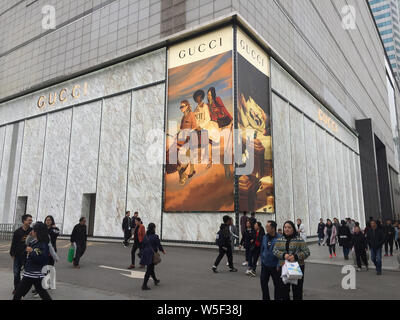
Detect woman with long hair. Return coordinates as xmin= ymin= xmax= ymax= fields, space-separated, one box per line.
xmin=140 ymin=223 xmax=165 ymax=290
xmin=325 ymin=219 xmax=337 ymax=259
xmin=273 ymin=221 xmax=310 ymax=300
xmin=247 ymin=221 xmax=265 ymax=277
xmin=44 ymin=215 xmax=60 ymax=266
xmin=13 ymin=222 xmax=52 ymax=300
xmin=239 ymin=219 xmax=255 ymax=267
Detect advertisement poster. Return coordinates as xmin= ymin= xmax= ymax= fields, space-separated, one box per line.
xmin=164 ymin=27 xmax=235 ymax=212
xmin=236 ymin=28 xmax=274 ymax=213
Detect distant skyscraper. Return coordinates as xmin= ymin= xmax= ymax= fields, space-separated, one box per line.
xmin=369 ymin=0 xmax=400 ymax=80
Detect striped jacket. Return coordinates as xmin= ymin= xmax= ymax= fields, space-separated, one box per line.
xmin=23 ymin=240 xmax=49 ymax=279
xmin=273 ymin=235 xmax=310 ymax=266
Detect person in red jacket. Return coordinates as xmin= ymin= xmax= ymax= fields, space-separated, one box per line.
xmin=128 ymin=218 xmax=146 ymax=269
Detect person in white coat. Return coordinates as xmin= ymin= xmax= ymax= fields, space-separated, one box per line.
xmin=297 ymin=219 xmax=307 ymax=242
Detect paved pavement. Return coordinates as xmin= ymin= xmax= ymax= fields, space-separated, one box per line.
xmin=307 ymin=243 xmax=400 ymax=271
xmin=0 ymin=240 xmax=399 ymax=300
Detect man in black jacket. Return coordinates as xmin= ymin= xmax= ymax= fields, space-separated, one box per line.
xmin=122 ymin=211 xmax=131 ymax=248
xmin=317 ymin=219 xmax=325 ymax=246
xmin=212 ymin=216 xmax=238 ymax=273
xmin=70 ymin=217 xmax=87 ymax=269
xmin=366 ymin=220 xmax=385 ymax=275
xmin=383 ymin=219 xmax=395 ymax=257
xmin=9 ymin=214 xmax=33 ymax=294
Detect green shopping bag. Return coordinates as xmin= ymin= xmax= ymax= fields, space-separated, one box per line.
xmin=67 ymin=245 xmax=75 ymax=263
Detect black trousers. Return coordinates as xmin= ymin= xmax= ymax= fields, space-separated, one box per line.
xmin=385 ymin=238 xmax=394 ymax=255
xmin=249 ymin=247 xmax=261 ymax=272
xmin=328 ymin=244 xmax=336 ymax=255
xmin=278 ymin=265 xmax=305 ymax=300
xmin=143 ymin=263 xmax=157 ymax=287
xmin=214 ymin=246 xmax=233 ymax=269
xmin=73 ymin=243 xmax=86 ymax=266
xmin=260 ymin=265 xmax=280 ymax=300
xmin=355 ymin=250 xmax=368 ymax=268
xmin=13 ymin=277 xmax=52 ymax=300
xmin=131 ymin=242 xmax=142 ymax=265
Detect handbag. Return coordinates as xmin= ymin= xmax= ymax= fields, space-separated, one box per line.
xmin=153 ymin=250 xmax=161 ymax=265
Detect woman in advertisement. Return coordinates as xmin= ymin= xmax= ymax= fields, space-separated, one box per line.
xmin=207 ymin=87 xmax=233 ymax=179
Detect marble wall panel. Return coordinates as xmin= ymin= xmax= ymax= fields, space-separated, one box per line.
xmin=289 ymin=107 xmax=309 ymax=230
xmin=37 ymin=109 xmax=72 ymax=225
xmin=0 ymin=123 xmax=24 ymax=223
xmin=316 ymin=126 xmax=331 ymax=221
xmin=63 ymin=101 xmax=102 ymax=234
xmin=17 ymin=116 xmax=47 ymax=219
xmin=95 ymin=93 xmax=131 ymax=237
xmin=271 ymin=94 xmax=294 ymax=229
xmin=304 ymin=118 xmax=322 ymax=236
xmin=335 ymin=138 xmax=347 ymax=222
xmin=327 ymin=134 xmax=340 ymax=221
xmin=343 ymin=146 xmax=355 ymax=221
xmin=355 ymin=152 xmax=366 ymax=227
xmin=162 ymin=213 xmax=232 ymax=242
xmin=126 ymin=84 xmax=165 ymax=229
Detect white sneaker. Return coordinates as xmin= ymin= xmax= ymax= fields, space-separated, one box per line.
xmin=226 ymin=262 xmax=229 ymax=266
xmin=245 ymin=269 xmax=251 ymax=275
xmin=242 ymin=261 xmax=248 ymax=266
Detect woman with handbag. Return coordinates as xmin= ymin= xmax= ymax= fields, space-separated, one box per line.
xmin=324 ymin=219 xmax=337 ymax=259
xmin=140 ymin=223 xmax=165 ymax=290
xmin=273 ymin=221 xmax=310 ymax=300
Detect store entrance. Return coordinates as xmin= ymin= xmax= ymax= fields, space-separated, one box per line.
xmin=82 ymin=194 xmax=96 ymax=237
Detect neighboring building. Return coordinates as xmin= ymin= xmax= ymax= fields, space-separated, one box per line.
xmin=369 ymin=0 xmax=400 ymax=79
xmin=0 ymin=1 xmax=399 ymax=244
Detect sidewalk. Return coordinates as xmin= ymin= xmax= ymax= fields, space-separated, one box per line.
xmin=307 ymin=243 xmax=400 ymax=271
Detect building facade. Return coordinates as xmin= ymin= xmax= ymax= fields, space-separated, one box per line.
xmin=369 ymin=0 xmax=400 ymax=78
xmin=0 ymin=1 xmax=399 ymax=243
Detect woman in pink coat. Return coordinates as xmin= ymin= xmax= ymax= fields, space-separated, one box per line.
xmin=324 ymin=219 xmax=337 ymax=259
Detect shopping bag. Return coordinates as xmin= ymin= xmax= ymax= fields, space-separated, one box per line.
xmin=285 ymin=261 xmax=303 ymax=280
xmin=67 ymin=244 xmax=76 ymax=263
xmin=281 ymin=262 xmax=298 ymax=285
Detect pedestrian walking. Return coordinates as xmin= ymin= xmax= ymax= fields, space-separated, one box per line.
xmin=13 ymin=222 xmax=52 ymax=300
xmin=260 ymin=221 xmax=281 ymax=300
xmin=338 ymin=220 xmax=352 ymax=260
xmin=239 ymin=219 xmax=255 ymax=267
xmin=128 ymin=217 xmax=146 ymax=269
xmin=122 ymin=211 xmax=132 ymax=247
xmin=346 ymin=218 xmax=355 ymax=235
xmin=10 ymin=214 xmax=33 ymax=295
xmin=296 ymin=219 xmax=307 ymax=242
xmin=44 ymin=215 xmax=60 ymax=266
xmin=273 ymin=221 xmax=310 ymax=300
xmin=140 ymin=223 xmax=165 ymax=290
xmin=247 ymin=222 xmax=265 ymax=276
xmin=212 ymin=216 xmax=238 ymax=273
xmin=394 ymin=221 xmax=399 ymax=251
xmin=352 ymin=226 xmax=369 ymax=272
xmin=70 ymin=217 xmax=87 ymax=269
xmin=317 ymin=219 xmax=325 ymax=246
xmin=227 ymin=218 xmax=239 ymax=266
xmin=383 ymin=219 xmax=395 ymax=256
xmin=366 ymin=220 xmax=385 ymax=275
xmin=324 ymin=219 xmax=337 ymax=258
